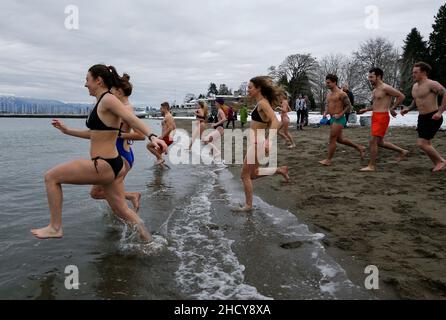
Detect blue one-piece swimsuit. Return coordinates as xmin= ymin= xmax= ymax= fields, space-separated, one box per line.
xmin=116 ymin=138 xmax=134 ymax=168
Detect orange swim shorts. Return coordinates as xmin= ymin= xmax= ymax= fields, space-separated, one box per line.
xmin=371 ymin=112 xmax=390 ymax=137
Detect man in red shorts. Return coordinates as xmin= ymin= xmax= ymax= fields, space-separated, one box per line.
xmin=147 ymin=102 xmax=176 ymax=166
xmin=357 ymin=67 xmax=409 ymax=172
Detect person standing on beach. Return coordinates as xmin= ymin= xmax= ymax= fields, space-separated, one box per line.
xmin=357 ymin=68 xmax=409 ymax=172
xmin=342 ymin=84 xmax=354 ymax=127
xmin=226 ymin=105 xmax=235 ymax=128
xmin=31 ymin=64 xmax=167 ymax=241
xmin=319 ymin=74 xmax=365 ymax=166
xmin=52 ymin=73 xmax=145 ymax=211
xmin=295 ymin=94 xmax=306 ymax=130
xmin=234 ymin=76 xmax=290 ymax=212
xmin=240 ymin=103 xmax=248 ymax=128
xmin=188 ymin=100 xmax=208 ymax=150
xmin=401 ymin=62 xmax=446 ymax=172
xmin=147 ymin=102 xmax=176 ymax=166
xmin=202 ymin=98 xmax=227 ymax=159
xmin=278 ymin=90 xmax=296 ymax=148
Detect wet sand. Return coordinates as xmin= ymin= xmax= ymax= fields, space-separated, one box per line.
xmin=175 ymin=119 xmax=446 ymax=299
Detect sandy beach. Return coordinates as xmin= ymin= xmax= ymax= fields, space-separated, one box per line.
xmin=175 ymin=119 xmax=446 ymax=299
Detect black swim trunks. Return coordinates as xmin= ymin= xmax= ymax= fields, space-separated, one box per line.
xmin=417 ymin=110 xmax=443 ymax=140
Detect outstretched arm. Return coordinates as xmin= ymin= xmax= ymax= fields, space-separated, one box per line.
xmin=52 ymin=119 xmax=91 ymax=139
xmin=104 ymin=95 xmax=167 ymax=152
xmin=120 ymin=129 xmax=145 ymax=141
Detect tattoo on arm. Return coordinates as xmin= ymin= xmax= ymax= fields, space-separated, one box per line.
xmin=437 ymin=86 xmax=446 ymax=96
xmin=342 ymin=96 xmax=352 ymax=113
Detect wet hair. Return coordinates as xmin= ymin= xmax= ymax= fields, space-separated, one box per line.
xmin=369 ymin=67 xmax=384 ymax=79
xmin=198 ymin=100 xmax=209 ymax=118
xmin=161 ymin=102 xmax=170 ymax=111
xmin=249 ymin=76 xmax=281 ymax=108
xmin=414 ymin=61 xmax=432 ymax=75
xmin=325 ymin=74 xmax=338 ymax=84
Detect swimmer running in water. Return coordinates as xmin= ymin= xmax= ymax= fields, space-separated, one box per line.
xmin=147 ymin=102 xmax=176 ymax=167
xmin=51 ymin=73 xmax=145 ymax=211
xmin=233 ymin=76 xmax=290 ymax=212
xmin=31 ymin=64 xmax=167 ymax=241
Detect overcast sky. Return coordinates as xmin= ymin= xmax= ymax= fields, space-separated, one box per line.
xmin=0 ymin=0 xmax=443 ymax=106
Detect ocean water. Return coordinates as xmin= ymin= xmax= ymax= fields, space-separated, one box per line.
xmin=0 ymin=118 xmax=374 ymax=300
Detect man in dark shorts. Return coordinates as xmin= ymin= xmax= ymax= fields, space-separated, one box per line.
xmin=401 ymin=62 xmax=446 ymax=172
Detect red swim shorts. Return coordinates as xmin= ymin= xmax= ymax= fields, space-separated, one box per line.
xmin=162 ymin=136 xmax=174 ymax=146
xmin=371 ymin=112 xmax=390 ymax=137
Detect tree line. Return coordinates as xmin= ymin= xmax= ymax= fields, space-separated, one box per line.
xmin=191 ymin=4 xmax=445 ymax=112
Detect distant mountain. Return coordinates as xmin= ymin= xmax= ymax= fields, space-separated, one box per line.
xmin=0 ymin=95 xmax=92 ymax=114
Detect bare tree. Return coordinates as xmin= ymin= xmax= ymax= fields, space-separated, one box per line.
xmin=313 ymin=54 xmax=348 ymax=112
xmin=269 ymin=53 xmax=318 ymax=107
xmin=352 ymin=37 xmax=402 ymax=103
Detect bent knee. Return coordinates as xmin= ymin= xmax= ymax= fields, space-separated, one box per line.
xmin=44 ymin=170 xmax=57 ymax=184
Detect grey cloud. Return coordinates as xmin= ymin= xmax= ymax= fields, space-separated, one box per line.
xmin=0 ymin=0 xmax=443 ymax=106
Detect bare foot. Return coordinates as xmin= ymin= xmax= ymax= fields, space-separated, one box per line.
xmin=231 ymin=205 xmax=253 ymax=212
xmin=359 ymin=146 xmax=366 ymax=160
xmin=287 ymin=144 xmax=296 ymax=149
xmin=360 ymin=165 xmax=376 ymax=172
xmin=31 ymin=225 xmax=63 ymax=239
xmin=432 ymin=161 xmax=446 ymax=172
xmin=278 ymin=166 xmax=290 ymax=183
xmin=130 ymin=193 xmax=141 ymax=213
xmin=396 ymin=150 xmax=409 ymax=163
xmin=134 ymin=222 xmax=152 ymax=243
xmin=318 ymin=159 xmax=331 ymax=166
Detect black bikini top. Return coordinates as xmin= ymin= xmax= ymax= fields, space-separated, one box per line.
xmin=251 ymin=103 xmax=268 ymax=123
xmin=86 ymin=91 xmax=122 ymax=134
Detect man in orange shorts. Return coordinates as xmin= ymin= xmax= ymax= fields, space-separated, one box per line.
xmin=147 ymin=102 xmax=176 ymax=166
xmin=357 ymin=67 xmax=409 ymax=171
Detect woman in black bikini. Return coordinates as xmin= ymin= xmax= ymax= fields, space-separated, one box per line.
xmin=234 ymin=76 xmax=290 ymax=212
xmin=51 ymin=73 xmax=144 ymax=211
xmin=31 ymin=64 xmax=167 ymax=242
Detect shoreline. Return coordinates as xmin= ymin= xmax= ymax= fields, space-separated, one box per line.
xmin=175 ymin=119 xmax=446 ymax=299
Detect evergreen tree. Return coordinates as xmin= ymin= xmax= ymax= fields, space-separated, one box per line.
xmin=207 ymin=83 xmax=218 ymax=96
xmin=429 ymin=4 xmax=446 ymax=85
xmin=400 ymin=28 xmax=429 ymax=103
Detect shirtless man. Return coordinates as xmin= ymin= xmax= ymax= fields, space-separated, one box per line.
xmin=357 ymin=67 xmax=409 ymax=171
xmin=401 ymin=62 xmax=446 ymax=172
xmin=147 ymin=102 xmax=176 ymax=166
xmin=319 ymin=74 xmax=365 ymax=166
